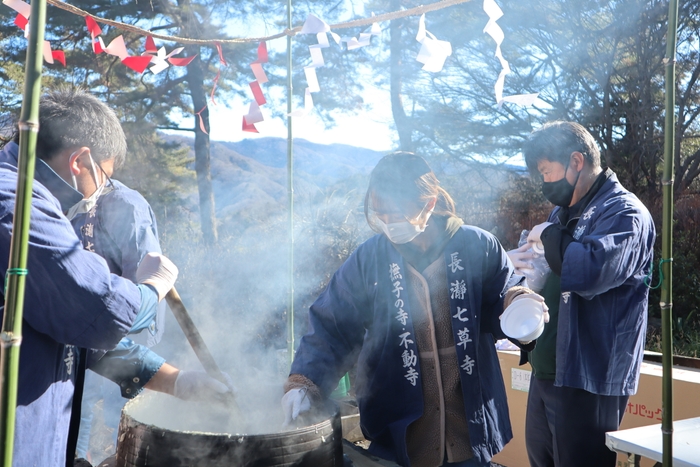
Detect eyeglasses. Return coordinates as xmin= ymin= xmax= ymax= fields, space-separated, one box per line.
xmin=368 ymin=201 xmax=431 ymax=227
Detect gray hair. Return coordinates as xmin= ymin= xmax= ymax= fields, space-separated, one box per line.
xmin=33 ymin=88 xmax=127 ymax=169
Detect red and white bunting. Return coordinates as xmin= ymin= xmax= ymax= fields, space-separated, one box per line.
xmin=4 ymin=0 xmax=66 ymax=66
xmin=242 ymin=41 xmax=268 ymax=133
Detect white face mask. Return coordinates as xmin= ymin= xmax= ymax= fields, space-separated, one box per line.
xmin=66 ymin=153 xmax=112 ymax=220
xmin=374 ymin=217 xmax=429 ymax=244
xmin=66 ymin=183 xmax=110 ymax=220
xmin=372 ymin=203 xmax=434 ymax=244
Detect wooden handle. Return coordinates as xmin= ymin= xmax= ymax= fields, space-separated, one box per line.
xmin=164 ymin=287 xmax=244 ymax=418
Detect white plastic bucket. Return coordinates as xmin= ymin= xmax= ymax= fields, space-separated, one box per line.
xmin=500 ymin=296 xmax=546 ymax=342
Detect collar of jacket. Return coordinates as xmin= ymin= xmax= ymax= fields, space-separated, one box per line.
xmin=556 ymin=167 xmax=613 ymax=228
xmin=0 ymin=141 xmax=83 ymax=212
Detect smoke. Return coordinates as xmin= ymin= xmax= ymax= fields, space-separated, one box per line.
xmin=121 ymin=143 xmax=524 ymax=451
xmin=141 ymin=152 xmax=376 ymax=438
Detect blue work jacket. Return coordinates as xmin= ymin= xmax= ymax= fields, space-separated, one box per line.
xmin=0 ymin=142 xmax=165 ymax=398
xmin=548 ymin=171 xmax=655 ymax=396
xmin=292 ymin=226 xmax=516 ymax=466
xmin=71 ymin=178 xmax=166 ymax=347
xmin=0 ymin=158 xmax=145 ymax=466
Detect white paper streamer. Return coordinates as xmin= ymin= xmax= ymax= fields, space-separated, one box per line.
xmin=342 ymin=18 xmax=381 ymax=50
xmin=482 ymin=0 xmax=539 ymax=107
xmin=42 ymin=40 xmax=53 ymax=64
xmin=415 ymin=14 xmax=452 ymax=73
xmin=146 ymin=46 xmax=185 ymax=74
xmin=98 ymin=35 xmax=129 ymax=60
xmin=2 ymin=0 xmax=30 ymax=19
xmin=243 ymin=101 xmax=264 ymax=125
xmin=289 ymin=14 xmax=333 ymax=117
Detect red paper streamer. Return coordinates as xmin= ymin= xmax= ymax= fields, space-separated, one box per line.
xmin=14 ymin=14 xmax=27 ymax=30
xmin=168 ymin=55 xmax=196 ymax=67
xmin=145 ymin=36 xmax=157 ymax=53
xmin=85 ymin=16 xmax=103 ymax=54
xmin=254 ymin=41 xmax=268 ymax=64
xmin=208 ymin=43 xmax=227 ymax=104
xmin=242 ymin=116 xmax=258 ymax=133
xmin=122 ymin=56 xmax=153 ymax=73
xmin=249 ymin=81 xmax=266 ymax=106
xmin=85 ymin=16 xmax=102 ymax=36
xmin=51 ymin=50 xmax=66 ymax=67
xmin=195 ymin=105 xmax=208 ymax=134
xmin=209 ymin=69 xmax=220 ymax=105
xmin=215 ymin=42 xmax=227 ymax=66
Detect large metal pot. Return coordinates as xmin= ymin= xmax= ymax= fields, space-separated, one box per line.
xmin=115 ymin=392 xmax=343 ymax=467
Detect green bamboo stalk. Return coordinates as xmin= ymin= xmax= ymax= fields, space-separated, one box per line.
xmin=661 ymin=0 xmax=680 ymax=464
xmin=0 ymin=0 xmax=47 ymax=465
xmin=286 ymin=0 xmax=295 ymax=367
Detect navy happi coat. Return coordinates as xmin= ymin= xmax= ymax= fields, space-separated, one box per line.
xmin=292 ymin=226 xmax=517 ymax=466
xmin=0 ymin=149 xmax=144 ymax=466
xmin=546 ymin=170 xmax=655 ymax=396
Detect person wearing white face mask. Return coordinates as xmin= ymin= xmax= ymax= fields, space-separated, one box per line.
xmin=0 ymin=88 xmax=233 ymax=467
xmin=65 ymin=149 xmax=112 ymax=221
xmin=282 ymin=152 xmax=546 ymax=467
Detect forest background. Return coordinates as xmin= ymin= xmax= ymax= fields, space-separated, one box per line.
xmin=1 ymin=0 xmax=700 ymax=372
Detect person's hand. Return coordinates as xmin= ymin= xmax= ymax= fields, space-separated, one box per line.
xmin=135 ymin=252 xmax=179 ymax=301
xmin=507 ymin=243 xmax=536 ymax=272
xmin=281 ymin=387 xmax=311 ymax=426
xmin=526 ymin=222 xmax=553 ymax=248
xmin=173 ymin=370 xmax=234 ymax=402
xmin=512 ymin=292 xmax=550 ymax=324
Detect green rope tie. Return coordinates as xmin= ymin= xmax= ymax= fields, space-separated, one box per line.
xmin=4 ymin=268 xmax=29 ymax=297
xmin=644 ymin=258 xmax=672 ymax=290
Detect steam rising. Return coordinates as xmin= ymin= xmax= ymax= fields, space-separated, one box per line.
xmin=125 ymin=391 xmax=285 ymax=435
xmin=130 ymin=146 xmax=521 ymax=443
xmin=145 ymin=151 xmax=378 ymax=437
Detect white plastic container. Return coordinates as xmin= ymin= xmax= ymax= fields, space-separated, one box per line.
xmin=500 ymin=297 xmax=546 ymax=342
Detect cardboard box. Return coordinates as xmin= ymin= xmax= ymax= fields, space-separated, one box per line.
xmin=492 ymin=350 xmax=700 ymax=467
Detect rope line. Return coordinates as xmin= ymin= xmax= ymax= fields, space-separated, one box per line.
xmin=45 ymin=0 xmax=472 ymax=45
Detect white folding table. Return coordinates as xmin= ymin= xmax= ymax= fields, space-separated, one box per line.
xmin=606 ymin=417 xmax=700 ymax=467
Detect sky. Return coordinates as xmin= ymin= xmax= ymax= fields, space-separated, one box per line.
xmin=206 ymin=90 xmax=397 ymax=151
xmin=197 ymin=0 xmax=398 ymax=151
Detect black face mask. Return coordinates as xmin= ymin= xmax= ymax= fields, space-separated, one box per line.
xmin=541 ymin=163 xmax=580 ymax=207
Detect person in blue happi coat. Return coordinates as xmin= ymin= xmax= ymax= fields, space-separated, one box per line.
xmin=282 ymin=152 xmax=548 ymax=467
xmin=0 ymin=88 xmax=232 ymax=467
xmin=509 ymin=121 xmax=656 ymax=467
xmin=0 ymin=144 xmax=177 ymax=465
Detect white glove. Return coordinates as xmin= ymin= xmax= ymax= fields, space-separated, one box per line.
xmin=526 ymin=222 xmax=553 ymax=247
xmin=281 ymin=387 xmax=311 ymax=426
xmin=135 ymin=252 xmax=179 ymax=301
xmin=173 ymin=370 xmax=234 ymax=402
xmin=511 ymin=292 xmax=550 ymax=324
xmin=507 ymin=243 xmax=536 ymax=272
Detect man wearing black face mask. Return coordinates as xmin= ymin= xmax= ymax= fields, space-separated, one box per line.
xmin=512 ymin=121 xmax=656 ymax=467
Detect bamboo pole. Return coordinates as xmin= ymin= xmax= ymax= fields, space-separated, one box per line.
xmin=286 ymin=0 xmax=295 ymax=367
xmin=661 ymin=0 xmax=680 ymax=464
xmin=0 ymin=0 xmax=47 ymax=465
